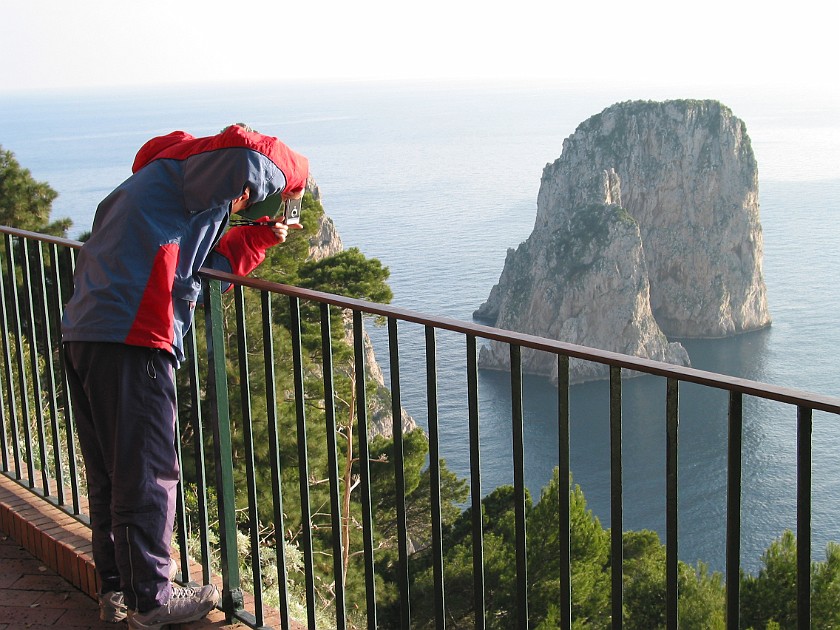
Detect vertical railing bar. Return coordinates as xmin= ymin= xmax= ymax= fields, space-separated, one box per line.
xmin=288 ymin=295 xmax=317 ymax=629
xmin=353 ymin=311 xmax=377 ymax=630
xmin=558 ymin=354 xmax=571 ymax=630
xmin=0 ymin=275 xmax=6 ymax=473
xmin=609 ymin=365 xmax=623 ymax=630
xmin=34 ymin=240 xmax=65 ymax=504
xmin=184 ymin=326 xmax=211 ymax=583
xmin=6 ymin=234 xmax=35 ymax=486
xmin=235 ymin=286 xmax=265 ymax=627
xmin=510 ymin=345 xmax=529 ymax=626
xmin=425 ymin=325 xmax=446 ymax=629
xmin=388 ymin=316 xmax=411 ymax=629
xmin=62 ymin=246 xmax=78 ymax=306
xmin=203 ymin=278 xmax=244 ymax=618
xmin=0 ymin=237 xmax=17 ymax=476
xmin=55 ymin=245 xmax=81 ymax=514
xmin=725 ymin=391 xmax=742 ymax=630
xmin=171 ymin=376 xmax=189 ymax=584
xmin=466 ymin=334 xmax=486 ymax=630
xmin=21 ymin=239 xmax=51 ymax=494
xmin=46 ymin=243 xmax=69 ymax=507
xmin=797 ymin=405 xmax=812 ymax=630
xmin=321 ymin=303 xmax=347 ymax=630
xmin=665 ymin=378 xmax=679 ymax=629
xmin=262 ymin=290 xmax=292 ymax=630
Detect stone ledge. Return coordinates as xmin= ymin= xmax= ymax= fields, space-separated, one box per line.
xmin=0 ymin=473 xmax=303 ymax=628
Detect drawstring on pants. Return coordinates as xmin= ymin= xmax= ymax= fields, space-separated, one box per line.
xmin=146 ymin=351 xmax=157 ymax=379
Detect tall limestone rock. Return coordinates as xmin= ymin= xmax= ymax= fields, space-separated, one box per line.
xmin=475 ymin=100 xmax=770 ymax=383
xmin=476 ymin=169 xmax=690 ymax=383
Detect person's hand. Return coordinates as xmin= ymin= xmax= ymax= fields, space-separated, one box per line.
xmin=269 ymin=220 xmax=304 ymax=243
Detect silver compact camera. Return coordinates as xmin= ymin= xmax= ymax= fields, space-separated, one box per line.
xmin=283 ymin=197 xmax=302 ymax=225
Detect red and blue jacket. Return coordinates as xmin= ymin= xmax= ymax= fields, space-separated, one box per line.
xmin=61 ymin=125 xmax=309 ymax=362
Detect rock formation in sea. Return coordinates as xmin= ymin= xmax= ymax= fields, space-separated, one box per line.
xmin=306 ymin=178 xmax=415 ymax=437
xmin=305 ymin=176 xmax=343 ymax=261
xmin=474 ymin=99 xmax=771 ymax=384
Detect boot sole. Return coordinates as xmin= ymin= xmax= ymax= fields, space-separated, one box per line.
xmin=127 ymin=600 xmax=217 ymax=629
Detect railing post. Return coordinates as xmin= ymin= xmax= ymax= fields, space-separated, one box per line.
xmin=25 ymin=240 xmax=59 ymax=498
xmin=355 ymin=311 xmax=378 ymax=630
xmin=321 ymin=303 xmax=347 ymax=630
xmin=235 ymin=286 xmax=266 ymax=628
xmin=558 ymin=354 xmax=571 ymax=630
xmin=610 ymin=365 xmax=623 ymax=630
xmin=797 ymin=405 xmax=812 ymax=630
xmin=726 ymin=391 xmax=742 ymax=630
xmin=203 ymin=278 xmax=244 ymax=617
xmin=425 ymin=325 xmax=445 ymax=629
xmin=510 ymin=344 xmax=529 ymax=626
xmin=665 ymin=378 xmax=679 ymax=629
xmin=388 ymin=316 xmax=411 ymax=629
xmin=467 ymin=334 xmax=486 ymax=630
xmin=0 ymin=238 xmax=18 ymax=477
xmin=263 ymin=290 xmax=293 ymax=630
xmin=20 ymin=238 xmax=52 ymax=494
xmin=48 ymin=243 xmax=75 ymax=509
xmin=289 ymin=295 xmax=317 ymax=629
xmin=53 ymin=244 xmax=82 ymax=515
xmin=183 ymin=326 xmax=212 ymax=582
xmin=171 ymin=377 xmax=189 ymax=583
xmin=5 ymin=234 xmax=34 ymax=487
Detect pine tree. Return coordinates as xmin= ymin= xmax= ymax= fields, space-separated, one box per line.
xmin=0 ymin=146 xmax=70 ymax=236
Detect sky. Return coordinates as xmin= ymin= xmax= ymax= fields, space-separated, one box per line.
xmin=1 ymin=0 xmax=838 ymax=95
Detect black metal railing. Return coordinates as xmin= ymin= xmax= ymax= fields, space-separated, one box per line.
xmin=1 ymin=224 xmax=839 ymax=630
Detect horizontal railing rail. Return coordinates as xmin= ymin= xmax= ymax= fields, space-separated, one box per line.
xmin=1 ymin=223 xmax=837 ymax=408
xmin=1 ymin=224 xmax=838 ymax=630
xmin=200 ymin=267 xmax=840 ymax=414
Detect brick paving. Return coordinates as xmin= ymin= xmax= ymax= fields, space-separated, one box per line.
xmin=0 ymin=532 xmax=256 ymax=628
xmin=0 ymin=532 xmax=118 ymax=629
xmin=0 ymin=474 xmax=257 ymax=629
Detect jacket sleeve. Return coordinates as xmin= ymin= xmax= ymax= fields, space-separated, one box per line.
xmin=206 ymin=217 xmax=281 ymax=278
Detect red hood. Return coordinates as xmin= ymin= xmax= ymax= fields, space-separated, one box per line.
xmin=131 ymin=126 xmax=309 ymax=195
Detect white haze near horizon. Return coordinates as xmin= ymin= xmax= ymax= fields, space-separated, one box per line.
xmin=0 ymin=0 xmax=838 ymax=95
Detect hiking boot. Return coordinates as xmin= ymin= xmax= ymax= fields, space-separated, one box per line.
xmin=98 ymin=558 xmax=180 ymax=623
xmin=127 ymin=584 xmax=220 ymax=629
xmin=98 ymin=590 xmax=127 ymax=623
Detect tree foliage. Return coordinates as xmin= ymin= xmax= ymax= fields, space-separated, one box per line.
xmin=297 ymin=248 xmax=392 ymax=305
xmin=739 ymin=531 xmax=840 ymax=629
xmin=529 ymin=470 xmax=611 ymax=628
xmin=0 ymin=145 xmax=70 ymax=236
xmin=403 ymin=467 xmax=731 ymax=629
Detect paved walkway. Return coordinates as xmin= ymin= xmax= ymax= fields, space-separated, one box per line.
xmin=0 ymin=529 xmax=117 ymax=629
xmin=0 ymin=473 xmax=253 ymax=629
xmin=0 ymin=532 xmax=248 ymax=629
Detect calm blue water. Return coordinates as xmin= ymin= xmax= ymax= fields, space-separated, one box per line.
xmin=2 ymin=80 xmax=839 ymax=574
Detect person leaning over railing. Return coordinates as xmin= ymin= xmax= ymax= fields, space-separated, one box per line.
xmin=60 ymin=124 xmax=308 ymax=629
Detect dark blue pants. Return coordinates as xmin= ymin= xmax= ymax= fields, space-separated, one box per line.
xmin=64 ymin=342 xmax=178 ymax=612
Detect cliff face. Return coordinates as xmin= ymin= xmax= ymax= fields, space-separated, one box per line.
xmin=306 ymin=179 xmax=416 ymax=437
xmin=306 ymin=176 xmax=344 ymax=262
xmin=475 ymin=100 xmax=770 ymax=383
xmin=476 ymin=170 xmax=690 ymax=383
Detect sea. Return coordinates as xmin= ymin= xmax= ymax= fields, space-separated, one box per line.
xmin=1 ymin=79 xmax=839 ymax=575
